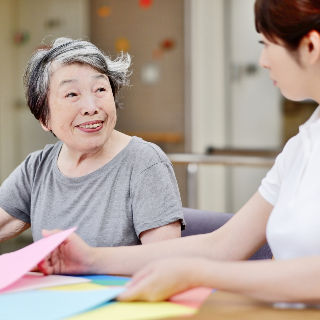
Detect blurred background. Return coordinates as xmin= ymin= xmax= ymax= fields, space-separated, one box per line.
xmin=0 ymin=0 xmax=317 ymax=252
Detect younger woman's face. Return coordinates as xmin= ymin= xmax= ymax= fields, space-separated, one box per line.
xmin=258 ymin=34 xmax=311 ymax=101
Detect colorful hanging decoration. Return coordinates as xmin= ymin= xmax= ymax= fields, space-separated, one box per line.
xmin=13 ymin=31 xmax=30 ymax=45
xmin=115 ymin=37 xmax=130 ymax=52
xmin=139 ymin=0 xmax=153 ymax=9
xmin=97 ymin=5 xmax=112 ymax=18
xmin=151 ymin=38 xmax=176 ymax=60
xmin=160 ymin=38 xmax=175 ymax=51
xmin=152 ymin=48 xmax=164 ymax=60
xmin=141 ymin=63 xmax=160 ymax=84
xmin=44 ymin=18 xmax=61 ymax=29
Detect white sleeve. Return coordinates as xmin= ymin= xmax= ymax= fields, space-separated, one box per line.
xmin=258 ymin=136 xmax=296 ymax=206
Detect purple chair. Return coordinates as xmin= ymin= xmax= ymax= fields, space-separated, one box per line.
xmin=182 ymin=208 xmax=272 ymax=260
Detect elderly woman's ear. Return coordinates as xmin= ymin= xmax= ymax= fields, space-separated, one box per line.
xmin=40 ymin=121 xmax=51 ymax=132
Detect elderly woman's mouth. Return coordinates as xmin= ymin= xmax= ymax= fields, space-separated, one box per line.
xmin=76 ymin=121 xmax=104 ymax=131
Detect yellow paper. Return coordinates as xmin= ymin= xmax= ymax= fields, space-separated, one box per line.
xmin=68 ymin=301 xmax=196 ymax=320
xmin=44 ymin=282 xmax=106 ymax=291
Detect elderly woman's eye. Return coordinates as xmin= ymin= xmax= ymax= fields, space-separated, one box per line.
xmin=97 ymin=87 xmax=106 ymax=92
xmin=66 ymin=92 xmax=77 ymax=98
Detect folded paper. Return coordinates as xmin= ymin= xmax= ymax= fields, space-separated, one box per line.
xmin=0 ymin=228 xmax=75 ymax=291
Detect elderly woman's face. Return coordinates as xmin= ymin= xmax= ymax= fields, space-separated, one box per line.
xmin=46 ymin=63 xmax=117 ymax=152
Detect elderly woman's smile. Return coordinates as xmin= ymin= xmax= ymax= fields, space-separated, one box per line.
xmin=76 ymin=120 xmax=104 ymax=132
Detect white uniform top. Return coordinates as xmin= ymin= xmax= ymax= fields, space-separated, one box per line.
xmin=259 ymin=106 xmax=320 ymax=260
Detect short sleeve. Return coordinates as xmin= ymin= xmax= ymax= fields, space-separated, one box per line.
xmin=131 ymin=161 xmax=185 ymax=237
xmin=258 ymin=136 xmax=295 ymax=205
xmin=258 ymin=156 xmax=282 ymax=205
xmin=0 ymin=152 xmax=40 ymax=223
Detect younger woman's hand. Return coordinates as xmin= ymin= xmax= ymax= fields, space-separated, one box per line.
xmin=118 ymin=257 xmax=204 ymax=302
xmin=38 ymin=230 xmax=96 ymax=275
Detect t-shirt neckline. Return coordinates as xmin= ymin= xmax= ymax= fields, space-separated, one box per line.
xmin=53 ymin=136 xmax=139 ymax=183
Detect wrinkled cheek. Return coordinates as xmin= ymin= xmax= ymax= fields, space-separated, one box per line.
xmin=54 ymin=123 xmax=72 ymax=140
xmin=109 ymin=111 xmax=117 ymax=128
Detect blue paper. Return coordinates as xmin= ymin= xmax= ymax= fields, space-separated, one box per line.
xmin=74 ymin=274 xmax=131 ymax=286
xmin=75 ymin=274 xmax=131 ymax=281
xmin=0 ymin=287 xmax=125 ymax=320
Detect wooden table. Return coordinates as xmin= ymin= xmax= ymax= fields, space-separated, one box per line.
xmin=165 ymin=291 xmax=320 ymax=320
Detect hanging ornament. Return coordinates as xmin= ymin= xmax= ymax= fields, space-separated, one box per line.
xmin=97 ymin=6 xmax=112 ymax=18
xmin=152 ymin=48 xmax=164 ymax=60
xmin=13 ymin=31 xmax=30 ymax=45
xmin=139 ymin=0 xmax=153 ymax=9
xmin=44 ymin=18 xmax=61 ymax=29
xmin=141 ymin=63 xmax=160 ymax=84
xmin=115 ymin=37 xmax=130 ymax=52
xmin=160 ymin=38 xmax=175 ymax=51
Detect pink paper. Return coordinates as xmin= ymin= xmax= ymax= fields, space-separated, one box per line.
xmin=169 ymin=287 xmax=213 ymax=308
xmin=0 ymin=272 xmax=89 ymax=294
xmin=0 ymin=228 xmax=75 ymax=291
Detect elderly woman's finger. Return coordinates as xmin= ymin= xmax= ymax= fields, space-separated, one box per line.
xmin=42 ymin=229 xmax=61 ymax=237
xmin=49 ymin=246 xmax=62 ymax=274
xmin=38 ymin=256 xmax=54 ymax=275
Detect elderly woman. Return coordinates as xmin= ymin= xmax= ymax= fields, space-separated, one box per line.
xmin=0 ymin=37 xmax=184 ymax=246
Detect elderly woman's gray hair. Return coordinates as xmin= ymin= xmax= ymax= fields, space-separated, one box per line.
xmin=24 ymin=37 xmax=131 ymax=126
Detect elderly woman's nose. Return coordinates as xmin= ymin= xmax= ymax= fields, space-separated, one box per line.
xmin=80 ymin=96 xmax=99 ymax=116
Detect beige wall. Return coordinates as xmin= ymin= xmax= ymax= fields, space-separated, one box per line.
xmin=90 ymin=0 xmax=184 ymax=138
xmin=0 ymin=0 xmax=18 ymax=181
xmin=0 ymin=0 xmax=90 ymax=182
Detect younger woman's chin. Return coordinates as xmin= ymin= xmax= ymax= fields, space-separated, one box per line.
xmin=281 ymin=91 xmax=311 ymax=102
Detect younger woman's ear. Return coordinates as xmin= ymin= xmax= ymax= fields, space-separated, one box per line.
xmin=302 ymin=30 xmax=320 ymax=65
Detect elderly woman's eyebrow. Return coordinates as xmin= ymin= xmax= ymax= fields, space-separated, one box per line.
xmin=93 ymin=74 xmax=108 ymax=81
xmin=59 ymin=79 xmax=77 ymax=87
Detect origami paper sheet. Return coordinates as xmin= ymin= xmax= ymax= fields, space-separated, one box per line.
xmin=169 ymin=287 xmax=213 ymax=308
xmin=0 ymin=272 xmax=89 ymax=294
xmin=68 ymin=301 xmax=195 ymax=320
xmin=0 ymin=228 xmax=75 ymax=291
xmin=0 ymin=287 xmax=124 ymax=320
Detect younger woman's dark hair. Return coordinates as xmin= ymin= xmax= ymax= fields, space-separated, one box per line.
xmin=255 ymin=0 xmax=320 ymax=50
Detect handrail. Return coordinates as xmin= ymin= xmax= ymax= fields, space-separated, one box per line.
xmin=167 ymin=153 xmax=275 ymax=167
xmin=167 ymin=153 xmax=276 ymax=208
xmin=125 ymin=132 xmax=184 ymax=144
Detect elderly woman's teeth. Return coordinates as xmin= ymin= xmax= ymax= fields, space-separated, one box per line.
xmin=80 ymin=123 xmax=102 ymax=129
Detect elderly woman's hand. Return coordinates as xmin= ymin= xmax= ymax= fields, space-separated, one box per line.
xmin=38 ymin=230 xmax=96 ymax=275
xmin=117 ymin=258 xmax=205 ymax=302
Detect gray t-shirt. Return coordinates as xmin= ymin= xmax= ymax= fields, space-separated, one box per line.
xmin=0 ymin=137 xmax=184 ymax=246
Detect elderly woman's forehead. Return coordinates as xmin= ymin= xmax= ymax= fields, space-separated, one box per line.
xmin=49 ymin=61 xmax=106 ymax=77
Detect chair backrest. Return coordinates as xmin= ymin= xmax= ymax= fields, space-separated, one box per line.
xmin=182 ymin=208 xmax=272 ymax=260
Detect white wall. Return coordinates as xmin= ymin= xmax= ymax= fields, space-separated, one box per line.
xmin=187 ymin=0 xmax=227 ymax=211
xmin=187 ymin=0 xmax=281 ymax=212
xmin=228 ymin=0 xmax=281 ymax=211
